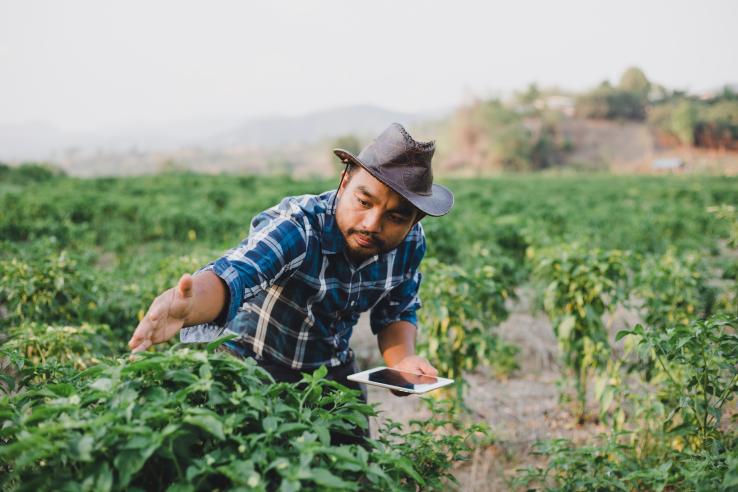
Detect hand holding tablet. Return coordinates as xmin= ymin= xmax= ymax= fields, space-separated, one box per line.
xmin=348 ymin=367 xmax=454 ymax=394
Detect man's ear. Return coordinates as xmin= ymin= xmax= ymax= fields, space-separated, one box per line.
xmin=337 ymin=168 xmax=351 ymax=196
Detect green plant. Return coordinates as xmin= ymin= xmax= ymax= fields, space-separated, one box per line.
xmin=617 ymin=315 xmax=738 ymax=445
xmin=636 ymin=249 xmax=716 ymax=331
xmin=3 ymin=322 xmax=117 ymax=371
xmin=0 ymin=347 xmax=488 ymax=491
xmin=513 ymin=434 xmax=738 ymax=492
xmin=417 ymin=257 xmax=518 ymax=405
xmin=533 ymin=245 xmax=629 ymax=420
xmin=516 ymin=315 xmax=738 ymax=491
xmin=0 ymin=248 xmax=104 ymax=327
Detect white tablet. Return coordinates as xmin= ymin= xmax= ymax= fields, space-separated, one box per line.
xmin=347 ymin=366 xmax=454 ymax=394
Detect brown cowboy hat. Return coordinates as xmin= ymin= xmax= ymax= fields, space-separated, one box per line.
xmin=333 ymin=123 xmax=454 ymax=217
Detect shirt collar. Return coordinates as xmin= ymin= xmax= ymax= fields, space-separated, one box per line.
xmin=320 ymin=212 xmax=346 ymax=255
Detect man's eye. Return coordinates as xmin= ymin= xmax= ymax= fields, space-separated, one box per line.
xmin=357 ymin=197 xmax=369 ymax=207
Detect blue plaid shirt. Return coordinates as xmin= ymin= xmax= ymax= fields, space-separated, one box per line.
xmin=180 ymin=190 xmax=426 ymax=370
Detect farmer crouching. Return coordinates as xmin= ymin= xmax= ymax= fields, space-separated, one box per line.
xmin=128 ymin=123 xmax=454 ymax=445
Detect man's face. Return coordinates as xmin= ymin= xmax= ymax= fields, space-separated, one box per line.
xmin=335 ymin=166 xmax=419 ymax=262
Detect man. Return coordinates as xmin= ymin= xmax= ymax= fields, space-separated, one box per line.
xmin=127 ymin=123 xmax=454 ymax=440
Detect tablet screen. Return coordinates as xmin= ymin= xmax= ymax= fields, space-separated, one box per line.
xmin=368 ymin=368 xmax=438 ymax=389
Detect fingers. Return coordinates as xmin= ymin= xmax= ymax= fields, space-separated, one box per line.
xmin=128 ymin=307 xmax=160 ymax=351
xmin=130 ymin=338 xmax=152 ymax=353
xmin=418 ymin=360 xmax=439 ymax=377
xmin=395 ymin=356 xmax=439 ymax=377
xmin=128 ymin=322 xmax=151 ymax=351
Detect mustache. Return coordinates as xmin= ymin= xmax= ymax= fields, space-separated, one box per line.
xmin=348 ymin=229 xmax=384 ymax=248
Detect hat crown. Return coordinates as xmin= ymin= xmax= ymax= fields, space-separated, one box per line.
xmin=357 ymin=123 xmax=435 ymax=196
xmin=332 ymin=122 xmax=453 ymax=216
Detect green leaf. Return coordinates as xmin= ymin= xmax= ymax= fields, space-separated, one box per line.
xmin=615 ymin=329 xmax=632 ymax=341
xmin=206 ymin=333 xmax=237 ymax=353
xmin=184 ymin=414 xmax=225 ymax=440
xmin=263 ymin=416 xmax=280 ymax=433
xmin=311 ymin=468 xmax=356 ymax=490
xmin=395 ymin=456 xmax=425 ymax=485
xmin=89 ymin=378 xmax=113 ymax=392
xmin=313 ymin=365 xmax=328 ymax=379
xmin=71 ymin=434 xmax=95 ymax=462
xmin=557 ymin=316 xmax=576 ymax=341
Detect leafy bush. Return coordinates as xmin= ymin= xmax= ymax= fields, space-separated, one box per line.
xmin=575 ymin=83 xmax=647 ymax=121
xmin=0 ymin=163 xmax=66 ymax=184
xmin=3 ymin=322 xmax=117 ymax=371
xmin=417 ymin=257 xmax=519 ymax=404
xmin=649 ymin=97 xmax=738 ymax=149
xmin=0 ymin=248 xmax=104 ymax=326
xmin=533 ymin=245 xmax=629 ymax=419
xmin=635 ymin=249 xmax=716 ymax=332
xmin=618 ymin=316 xmax=738 ymax=444
xmin=0 ymin=347 xmax=486 ymax=491
xmin=514 ymin=434 xmax=738 ymax=492
xmin=516 ymin=315 xmax=738 ymax=491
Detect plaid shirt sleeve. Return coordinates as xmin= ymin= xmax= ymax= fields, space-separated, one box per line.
xmin=199 ymin=208 xmax=309 ymax=325
xmin=369 ymin=233 xmax=426 ymax=335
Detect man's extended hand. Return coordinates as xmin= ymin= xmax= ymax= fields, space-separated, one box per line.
xmin=389 ymin=354 xmax=438 ymax=397
xmin=128 ymin=274 xmax=195 ymax=353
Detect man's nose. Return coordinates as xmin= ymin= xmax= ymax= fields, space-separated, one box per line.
xmin=361 ymin=209 xmax=383 ymax=233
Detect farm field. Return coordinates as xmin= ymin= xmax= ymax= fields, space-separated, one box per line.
xmin=1 ymin=165 xmax=738 ymax=491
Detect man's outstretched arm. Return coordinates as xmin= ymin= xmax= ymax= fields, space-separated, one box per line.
xmin=128 ymin=271 xmax=227 ymax=353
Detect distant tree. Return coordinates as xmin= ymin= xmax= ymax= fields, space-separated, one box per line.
xmin=0 ymin=162 xmax=66 ymax=183
xmin=618 ymin=66 xmax=651 ymax=98
xmin=718 ymin=86 xmax=738 ymax=102
xmin=514 ymin=83 xmax=542 ymax=115
xmin=575 ymin=83 xmax=646 ymax=121
xmin=696 ymin=100 xmax=738 ymax=149
xmin=671 ymin=99 xmax=699 ymax=146
xmin=649 ymin=98 xmax=699 ymax=146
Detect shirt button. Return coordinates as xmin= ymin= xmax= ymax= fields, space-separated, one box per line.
xmin=350 ymin=301 xmax=356 ymax=307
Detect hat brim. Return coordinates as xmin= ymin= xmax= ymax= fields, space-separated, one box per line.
xmin=334 ymin=148 xmax=454 ymax=217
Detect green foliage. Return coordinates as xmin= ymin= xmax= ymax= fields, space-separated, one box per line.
xmin=635 ymin=249 xmax=716 ymax=332
xmin=516 ymin=315 xmax=738 ymax=491
xmin=514 ymin=434 xmax=738 ymax=492
xmin=709 ymin=204 xmax=738 ymax=249
xmin=417 ymin=257 xmax=518 ymax=405
xmin=0 ymin=162 xmax=66 ymax=185
xmin=575 ymin=82 xmax=647 ymax=121
xmin=0 ymin=348 xmax=485 ymax=491
xmin=618 ymin=66 xmax=651 ymax=98
xmin=0 ymin=246 xmax=104 ymax=327
xmin=3 ymin=323 xmax=117 ymax=372
xmin=533 ymin=245 xmax=629 ymax=419
xmin=4 ymin=171 xmax=738 ymax=489
xmin=649 ymin=97 xmax=738 ymax=149
xmin=448 ymin=99 xmax=570 ymax=172
xmin=378 ymin=398 xmax=493 ymax=490
xmin=696 ymin=100 xmax=738 ymax=149
xmin=617 ymin=316 xmax=738 ymax=444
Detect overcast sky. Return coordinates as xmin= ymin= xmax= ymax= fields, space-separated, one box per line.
xmin=1 ymin=0 xmax=736 ymax=132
